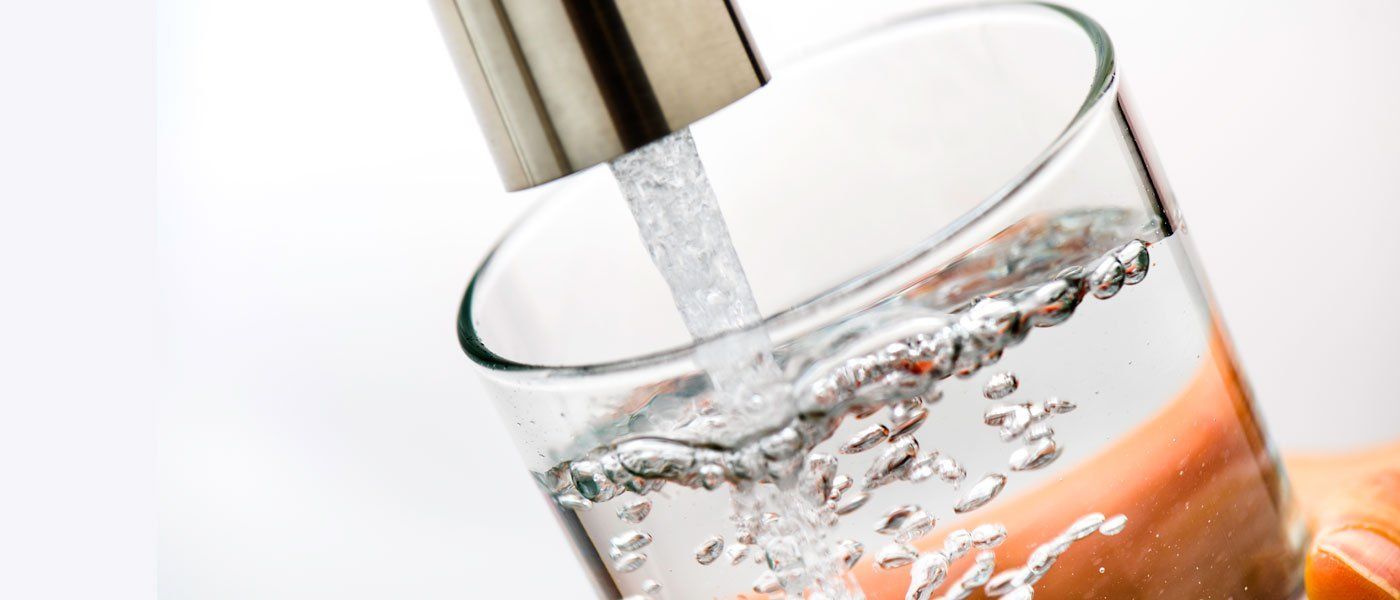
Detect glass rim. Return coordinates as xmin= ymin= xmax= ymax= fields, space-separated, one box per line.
xmin=460 ymin=1 xmax=1117 ymax=377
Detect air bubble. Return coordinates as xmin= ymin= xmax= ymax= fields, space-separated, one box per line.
xmin=943 ymin=529 xmax=973 ymax=559
xmin=556 ymin=491 xmax=592 ymax=511
xmin=695 ymin=536 xmax=724 ymax=565
xmin=698 ymin=464 xmax=725 ymax=490
xmin=935 ymin=455 xmax=966 ymax=484
xmin=834 ymin=492 xmax=871 ymax=515
xmin=1089 ymin=256 xmax=1125 ymax=299
xmin=954 ymin=473 xmax=1008 ymax=513
xmin=895 ymin=511 xmax=936 ymax=544
xmin=1066 ymin=513 xmax=1106 ymax=540
xmin=984 ymin=404 xmax=1020 ymax=426
xmin=906 ymin=551 xmax=950 ymax=600
xmin=874 ymin=504 xmax=921 ymax=535
xmin=1003 ymin=585 xmax=1034 ymax=600
xmin=613 ymin=552 xmax=646 ymax=573
xmin=836 ymin=539 xmax=864 ymax=571
xmin=1024 ymin=422 xmax=1054 ymax=441
xmin=984 ymin=372 xmax=1019 ymax=399
xmin=948 ymin=550 xmax=997 ymax=594
xmin=971 ymin=523 xmax=1008 ymax=548
xmin=998 ymin=406 xmax=1032 ymax=441
xmin=863 ymin=436 xmax=918 ymax=489
xmin=1100 ymin=514 xmax=1128 ymax=536
xmin=1009 ymin=438 xmax=1061 ymax=471
xmin=616 ymin=498 xmax=652 ymax=523
xmin=829 ymin=474 xmax=853 ymax=501
xmin=839 ymin=424 xmax=889 ymax=454
xmin=642 ymin=579 xmax=661 ymax=597
xmin=1044 ymin=397 xmax=1077 ymax=414
xmin=874 ymin=543 xmax=917 ymax=570
xmin=905 ymin=452 xmax=939 ymax=483
xmin=726 ymin=543 xmax=752 ymax=566
xmin=888 ymin=405 xmax=928 ymax=440
xmin=985 ymin=570 xmax=1023 ymax=597
xmin=1115 ymin=240 xmax=1150 ymax=285
xmin=571 ymin=460 xmax=621 ymax=502
xmin=610 ymin=530 xmax=652 ymax=552
xmin=752 ymin=571 xmax=780 ymax=593
xmin=800 ymin=453 xmax=839 ymax=505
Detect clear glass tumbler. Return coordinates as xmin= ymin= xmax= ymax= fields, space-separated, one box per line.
xmin=458 ymin=3 xmax=1305 ymax=598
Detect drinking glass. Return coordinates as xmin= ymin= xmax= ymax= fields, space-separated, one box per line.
xmin=458 ymin=3 xmax=1305 ymax=598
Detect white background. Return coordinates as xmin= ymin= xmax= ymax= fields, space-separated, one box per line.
xmin=5 ymin=0 xmax=1399 ymax=599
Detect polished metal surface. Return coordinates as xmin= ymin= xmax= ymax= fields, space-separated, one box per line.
xmin=432 ymin=0 xmax=768 ymax=190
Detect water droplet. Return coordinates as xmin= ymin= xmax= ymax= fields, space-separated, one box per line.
xmin=834 ymin=492 xmax=871 ymax=515
xmin=1044 ymin=396 xmax=1077 ymax=414
xmin=1098 ymin=566 xmax=1106 ymax=574
xmin=642 ymin=579 xmax=662 ymax=597
xmin=613 ymin=552 xmax=646 ymax=573
xmin=1089 ymin=256 xmax=1125 ymax=299
xmin=1115 ymin=240 xmax=1150 ymax=285
xmin=836 ymin=539 xmax=864 ymax=571
xmin=971 ymin=523 xmax=1008 ymax=548
xmin=906 ymin=551 xmax=950 ymax=600
xmin=1100 ymin=514 xmax=1128 ymax=536
xmin=610 ymin=530 xmax=653 ymax=552
xmin=695 ymin=535 xmax=724 ymax=565
xmin=984 ymin=372 xmax=1019 ymax=399
xmin=874 ymin=543 xmax=917 ymax=570
xmin=943 ymin=529 xmax=973 ymax=559
xmin=1009 ymin=438 xmax=1061 ymax=471
xmin=954 ymin=473 xmax=1007 ymax=513
xmin=839 ymin=424 xmax=889 ymax=454
xmin=873 ymin=504 xmax=921 ymax=535
xmin=616 ymin=498 xmax=652 ymax=523
xmin=1066 ymin=513 xmax=1106 ymax=540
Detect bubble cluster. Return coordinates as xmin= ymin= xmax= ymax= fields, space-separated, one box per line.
xmin=981 ymin=512 xmax=1129 ymax=597
xmin=535 ymin=239 xmax=1152 ymax=597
